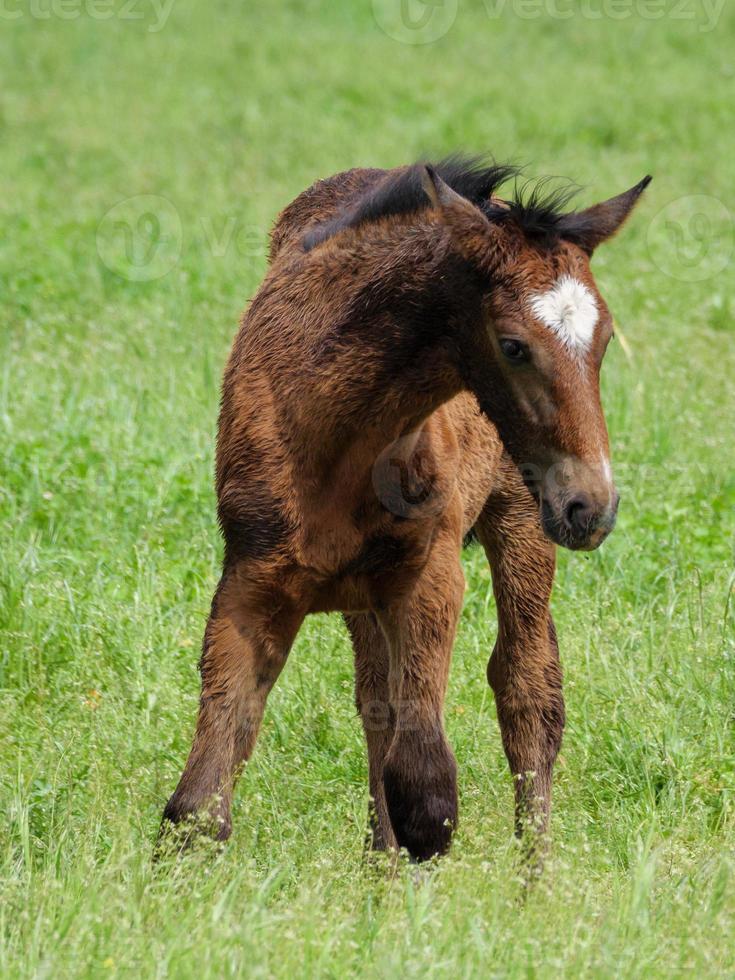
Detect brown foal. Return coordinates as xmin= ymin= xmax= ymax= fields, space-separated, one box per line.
xmin=161 ymin=157 xmax=650 ymax=862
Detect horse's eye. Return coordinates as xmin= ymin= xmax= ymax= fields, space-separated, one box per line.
xmin=499 ymin=338 xmax=528 ymax=364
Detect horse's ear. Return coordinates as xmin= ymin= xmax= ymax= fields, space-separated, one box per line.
xmin=421 ymin=165 xmax=508 ymax=270
xmin=559 ymin=176 xmax=652 ymax=255
xmin=420 ymin=165 xmax=489 ymax=220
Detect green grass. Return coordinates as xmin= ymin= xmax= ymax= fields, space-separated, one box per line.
xmin=1 ymin=1 xmax=734 ymax=976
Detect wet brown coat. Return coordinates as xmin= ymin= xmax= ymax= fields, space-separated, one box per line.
xmin=161 ymin=160 xmax=650 ymax=862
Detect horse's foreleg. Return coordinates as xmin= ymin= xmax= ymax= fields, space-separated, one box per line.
xmin=160 ymin=567 xmax=303 ymax=844
xmin=377 ymin=533 xmax=464 ymax=862
xmin=345 ymin=612 xmax=397 ymax=853
xmin=476 ymin=467 xmax=564 ymax=864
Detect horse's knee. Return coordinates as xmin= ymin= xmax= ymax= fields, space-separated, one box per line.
xmin=382 ymin=734 xmax=458 ymax=862
xmin=486 ymin=641 xmax=503 ymax=692
xmin=488 ymin=650 xmax=565 ymax=763
xmin=487 ymin=614 xmax=562 ymax=693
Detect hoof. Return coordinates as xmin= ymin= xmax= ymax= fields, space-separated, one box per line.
xmin=382 ymin=741 xmax=458 ymax=862
xmin=158 ymin=792 xmax=232 ymax=853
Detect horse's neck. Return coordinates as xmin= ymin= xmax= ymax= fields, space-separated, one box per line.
xmin=289 ymin=338 xmax=463 ymax=486
xmin=264 ymin=236 xmax=470 ymax=474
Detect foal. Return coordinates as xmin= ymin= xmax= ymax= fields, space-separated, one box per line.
xmin=161 ymin=157 xmax=650 ymax=861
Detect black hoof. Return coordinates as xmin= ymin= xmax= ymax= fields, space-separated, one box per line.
xmin=382 ymin=743 xmax=458 ymax=862
xmin=157 ymin=792 xmax=231 ymax=854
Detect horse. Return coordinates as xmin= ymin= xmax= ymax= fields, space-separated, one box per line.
xmin=160 ymin=156 xmax=651 ymax=863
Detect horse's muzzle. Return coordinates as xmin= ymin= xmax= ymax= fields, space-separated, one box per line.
xmin=540 ymin=491 xmax=620 ymax=551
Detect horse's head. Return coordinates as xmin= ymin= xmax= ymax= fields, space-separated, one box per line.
xmin=423 ymin=166 xmax=651 ymax=551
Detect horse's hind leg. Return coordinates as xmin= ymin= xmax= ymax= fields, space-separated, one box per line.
xmin=475 ymin=458 xmax=565 ymax=861
xmin=344 ymin=613 xmax=397 ymax=853
xmin=160 ymin=563 xmax=304 ymax=844
xmin=376 ymin=529 xmax=465 ymax=862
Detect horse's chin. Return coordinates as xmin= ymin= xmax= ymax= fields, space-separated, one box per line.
xmin=540 ymin=524 xmax=606 ymax=552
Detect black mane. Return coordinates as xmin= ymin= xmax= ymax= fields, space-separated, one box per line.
xmin=302 ymin=154 xmax=586 ymax=252
xmin=502 ymin=178 xmax=582 ymax=243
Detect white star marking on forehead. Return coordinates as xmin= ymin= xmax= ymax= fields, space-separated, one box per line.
xmin=529 ymin=275 xmax=598 ymax=352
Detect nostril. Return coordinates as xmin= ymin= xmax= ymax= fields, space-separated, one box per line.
xmin=563 ymin=494 xmax=594 ymax=536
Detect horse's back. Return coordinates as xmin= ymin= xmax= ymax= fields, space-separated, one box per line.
xmin=269 ymin=167 xmax=388 ymax=261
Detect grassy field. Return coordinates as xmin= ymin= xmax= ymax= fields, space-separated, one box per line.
xmin=1 ymin=0 xmax=734 ymax=976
